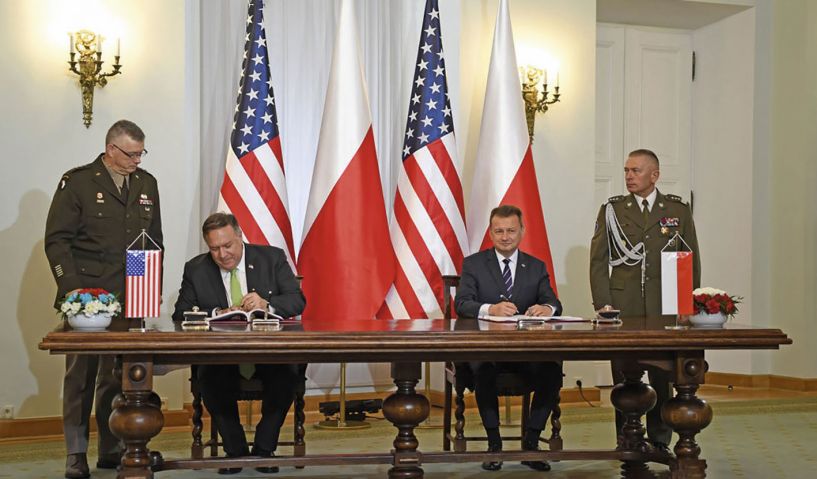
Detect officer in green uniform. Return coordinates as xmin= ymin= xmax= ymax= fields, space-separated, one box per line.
xmin=589 ymin=148 xmax=700 ymax=454
xmin=44 ymin=120 xmax=163 ymax=479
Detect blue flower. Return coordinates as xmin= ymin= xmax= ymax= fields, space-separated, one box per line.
xmin=99 ymin=294 xmax=109 ymax=303
xmin=67 ymin=293 xmax=79 ymax=302
xmin=79 ymin=293 xmax=92 ymax=305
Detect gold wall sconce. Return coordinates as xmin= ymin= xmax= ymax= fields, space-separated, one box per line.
xmin=519 ymin=65 xmax=561 ymax=142
xmin=68 ymin=30 xmax=122 ymax=128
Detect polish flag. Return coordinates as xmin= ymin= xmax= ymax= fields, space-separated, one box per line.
xmin=661 ymin=251 xmax=694 ymax=315
xmin=298 ymin=0 xmax=395 ymax=322
xmin=466 ymin=0 xmax=557 ymax=292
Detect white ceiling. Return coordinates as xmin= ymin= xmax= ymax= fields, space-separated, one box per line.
xmin=597 ymin=0 xmax=752 ymax=30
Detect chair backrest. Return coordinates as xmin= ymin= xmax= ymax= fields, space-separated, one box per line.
xmin=442 ymin=275 xmax=460 ymax=320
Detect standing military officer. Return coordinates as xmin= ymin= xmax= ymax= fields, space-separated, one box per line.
xmin=589 ymin=148 xmax=700 ymax=454
xmin=45 ymin=120 xmax=163 ymax=479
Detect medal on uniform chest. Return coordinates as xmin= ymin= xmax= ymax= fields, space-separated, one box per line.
xmin=661 ymin=226 xmax=669 ymax=235
xmin=96 ymin=192 xmax=104 ymax=204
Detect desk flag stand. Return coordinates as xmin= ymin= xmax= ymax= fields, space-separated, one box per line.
xmin=315 ymin=362 xmax=371 ymax=430
xmin=126 ymin=229 xmax=162 ymax=332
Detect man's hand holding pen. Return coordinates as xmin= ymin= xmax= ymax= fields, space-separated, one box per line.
xmin=488 ymin=294 xmax=519 ymax=316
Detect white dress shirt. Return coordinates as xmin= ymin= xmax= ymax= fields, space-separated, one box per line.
xmin=634 ymin=188 xmax=658 ymax=212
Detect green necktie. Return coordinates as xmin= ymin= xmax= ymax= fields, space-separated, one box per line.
xmin=230 ymin=269 xmax=255 ymax=379
xmin=642 ymin=199 xmax=650 ymax=230
xmin=230 ymin=269 xmax=243 ymax=307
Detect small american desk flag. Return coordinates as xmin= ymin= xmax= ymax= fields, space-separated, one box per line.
xmin=126 ymin=250 xmax=162 ymax=318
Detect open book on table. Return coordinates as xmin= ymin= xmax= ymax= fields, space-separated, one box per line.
xmin=209 ymin=308 xmax=283 ymax=324
xmin=181 ymin=308 xmax=282 ymax=329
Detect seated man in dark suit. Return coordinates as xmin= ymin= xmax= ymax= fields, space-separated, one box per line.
xmin=455 ymin=205 xmax=563 ymax=472
xmin=173 ymin=212 xmax=305 ymax=474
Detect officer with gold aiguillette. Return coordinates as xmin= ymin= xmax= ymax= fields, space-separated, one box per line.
xmin=44 ymin=119 xmax=163 ymax=479
xmin=589 ymin=148 xmax=701 ymax=454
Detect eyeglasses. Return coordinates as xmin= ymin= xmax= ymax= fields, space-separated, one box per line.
xmin=112 ymin=144 xmax=148 ymax=159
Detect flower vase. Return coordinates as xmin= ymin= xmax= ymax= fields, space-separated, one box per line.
xmin=689 ymin=312 xmax=727 ymax=328
xmin=67 ymin=313 xmax=113 ymax=331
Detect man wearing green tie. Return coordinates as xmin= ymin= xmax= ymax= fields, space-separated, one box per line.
xmin=173 ymin=213 xmax=305 ymax=474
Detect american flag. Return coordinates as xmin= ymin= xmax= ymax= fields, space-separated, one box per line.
xmin=125 ymin=250 xmax=162 ymax=318
xmin=217 ymin=0 xmax=295 ymax=269
xmin=379 ymin=0 xmax=467 ymax=319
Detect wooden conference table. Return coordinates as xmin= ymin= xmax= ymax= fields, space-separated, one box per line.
xmin=39 ymin=316 xmax=791 ymax=478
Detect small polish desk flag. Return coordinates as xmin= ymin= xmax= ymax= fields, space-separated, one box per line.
xmin=661 ymin=234 xmax=694 ymax=315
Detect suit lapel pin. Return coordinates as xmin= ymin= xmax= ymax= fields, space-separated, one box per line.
xmin=520 ymin=263 xmax=526 ymax=268
xmin=248 ymin=264 xmax=254 ymax=269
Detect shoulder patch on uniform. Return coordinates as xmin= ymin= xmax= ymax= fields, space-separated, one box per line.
xmin=665 ymin=194 xmax=685 ymax=203
xmin=607 ymin=195 xmax=625 ymax=204
xmin=58 ymin=163 xmax=93 ymax=189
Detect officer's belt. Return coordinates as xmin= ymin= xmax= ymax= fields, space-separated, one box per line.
xmin=72 ymin=248 xmax=124 ymax=264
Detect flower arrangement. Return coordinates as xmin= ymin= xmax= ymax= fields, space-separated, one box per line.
xmin=59 ymin=288 xmax=121 ymax=318
xmin=692 ymin=287 xmax=741 ymax=318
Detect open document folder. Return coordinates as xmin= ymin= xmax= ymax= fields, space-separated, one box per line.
xmin=480 ymin=315 xmax=588 ymax=323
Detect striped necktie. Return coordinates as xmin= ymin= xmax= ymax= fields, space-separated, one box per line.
xmin=502 ymin=258 xmax=513 ymax=297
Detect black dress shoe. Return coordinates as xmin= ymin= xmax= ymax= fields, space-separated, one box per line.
xmin=217 ymin=467 xmax=243 ymax=475
xmin=651 ymin=441 xmax=672 ymax=456
xmin=65 ymin=453 xmax=90 ymax=479
xmin=481 ymin=443 xmax=503 ymax=471
xmin=251 ymin=448 xmax=279 ymax=474
xmin=521 ymin=443 xmax=551 ymax=471
xmin=96 ymin=453 xmax=121 ymax=469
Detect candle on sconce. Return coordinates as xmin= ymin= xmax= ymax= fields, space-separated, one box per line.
xmin=95 ymin=35 xmax=102 ymax=52
xmin=543 ymin=69 xmax=548 ymax=86
xmin=115 ymin=38 xmax=120 ymax=57
xmin=556 ymin=72 xmax=560 ymax=88
xmin=69 ymin=33 xmax=75 ymax=54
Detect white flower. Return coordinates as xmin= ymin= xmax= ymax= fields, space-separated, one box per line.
xmin=693 ymin=287 xmax=726 ymax=296
xmin=84 ymin=301 xmax=101 ymax=315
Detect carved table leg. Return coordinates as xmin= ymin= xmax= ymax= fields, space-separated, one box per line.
xmin=663 ymin=354 xmax=712 ymax=479
xmin=109 ymin=357 xmax=164 ymax=479
xmin=453 ymin=383 xmax=467 ymax=452
xmin=383 ymin=362 xmax=429 ymax=479
xmin=611 ymin=365 xmax=656 ymax=478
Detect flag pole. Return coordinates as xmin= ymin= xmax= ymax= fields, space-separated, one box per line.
xmin=315 ymin=362 xmax=370 ymax=430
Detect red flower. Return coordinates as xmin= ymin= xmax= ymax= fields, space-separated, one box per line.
xmin=705 ymin=299 xmax=721 ymax=314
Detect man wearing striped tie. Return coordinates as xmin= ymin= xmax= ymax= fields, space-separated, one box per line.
xmin=455 ymin=205 xmax=563 ymax=472
xmin=173 ymin=213 xmax=305 ymax=474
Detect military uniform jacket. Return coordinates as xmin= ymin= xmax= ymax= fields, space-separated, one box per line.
xmin=45 ymin=155 xmax=163 ymax=307
xmin=589 ymin=190 xmax=700 ymax=317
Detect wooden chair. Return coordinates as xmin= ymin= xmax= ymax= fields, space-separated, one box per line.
xmin=441 ymin=275 xmax=562 ymax=453
xmin=190 ymin=364 xmax=307 ymax=462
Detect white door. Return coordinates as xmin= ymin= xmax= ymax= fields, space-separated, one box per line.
xmin=597 ymin=25 xmax=693 ymax=201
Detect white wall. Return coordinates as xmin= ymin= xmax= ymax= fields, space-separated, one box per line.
xmin=0 ymin=0 xmax=197 ymax=418
xmin=767 ymin=0 xmax=817 ymax=378
xmin=691 ymin=9 xmax=757 ymax=373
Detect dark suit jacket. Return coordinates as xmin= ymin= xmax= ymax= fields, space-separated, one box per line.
xmin=172 ymin=243 xmax=305 ymax=321
xmin=455 ymin=248 xmax=562 ymax=319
